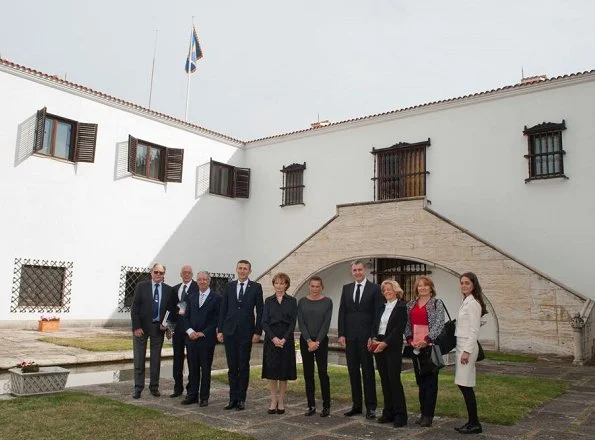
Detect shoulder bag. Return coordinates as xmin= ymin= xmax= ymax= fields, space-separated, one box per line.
xmin=435 ymin=300 xmax=456 ymax=353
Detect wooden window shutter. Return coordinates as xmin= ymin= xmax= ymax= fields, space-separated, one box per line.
xmin=164 ymin=148 xmax=184 ymax=182
xmin=34 ymin=107 xmax=47 ymax=152
xmin=234 ymin=167 xmax=250 ymax=198
xmin=73 ymin=122 xmax=98 ymax=163
xmin=127 ymin=135 xmax=138 ymax=174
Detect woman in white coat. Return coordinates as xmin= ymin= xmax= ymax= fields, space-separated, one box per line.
xmin=454 ymin=272 xmax=487 ymax=435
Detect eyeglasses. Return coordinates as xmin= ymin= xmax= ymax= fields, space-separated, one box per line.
xmin=153 ymin=271 xmax=165 ymax=275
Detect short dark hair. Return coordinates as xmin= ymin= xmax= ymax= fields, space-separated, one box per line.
xmin=272 ymin=272 xmax=290 ymax=289
xmin=308 ymin=276 xmax=324 ymax=289
xmin=237 ymin=259 xmax=251 ymax=269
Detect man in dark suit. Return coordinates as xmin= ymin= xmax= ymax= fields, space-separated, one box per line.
xmin=217 ymin=259 xmax=264 ymax=410
xmin=181 ymin=271 xmax=221 ymax=406
xmin=131 ymin=262 xmax=174 ymax=399
xmin=168 ymin=265 xmax=199 ymax=398
xmin=338 ymin=260 xmax=383 ymax=419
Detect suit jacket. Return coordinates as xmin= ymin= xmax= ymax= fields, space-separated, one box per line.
xmin=131 ymin=280 xmax=174 ymax=334
xmin=374 ymin=299 xmax=407 ymax=350
xmin=182 ymin=289 xmax=221 ymax=346
xmin=218 ymin=279 xmax=264 ymax=342
xmin=338 ymin=280 xmax=383 ymax=341
xmin=169 ymin=280 xmax=199 ymax=329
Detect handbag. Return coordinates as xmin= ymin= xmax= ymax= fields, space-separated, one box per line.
xmin=430 ymin=344 xmax=445 ymax=369
xmin=435 ymin=300 xmax=457 ymax=353
xmin=476 ymin=341 xmax=485 ymax=362
xmin=413 ymin=346 xmax=439 ymax=376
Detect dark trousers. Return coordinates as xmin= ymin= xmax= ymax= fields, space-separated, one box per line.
xmin=374 ymin=347 xmax=407 ymax=423
xmin=172 ymin=327 xmax=188 ymax=394
xmin=345 ymin=338 xmax=377 ymax=410
xmin=412 ymin=351 xmax=439 ymax=417
xmin=300 ymin=336 xmax=331 ymax=409
xmin=458 ymin=385 xmax=480 ymax=425
xmin=133 ymin=323 xmax=164 ymax=391
xmin=186 ymin=339 xmax=216 ymax=401
xmin=224 ymin=334 xmax=253 ymax=402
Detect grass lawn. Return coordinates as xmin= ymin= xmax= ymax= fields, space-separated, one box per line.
xmin=0 ymin=392 xmax=251 ymax=440
xmin=484 ymin=351 xmax=538 ymax=363
xmin=214 ymin=364 xmax=567 ymax=425
xmin=38 ymin=336 xmax=133 ymax=351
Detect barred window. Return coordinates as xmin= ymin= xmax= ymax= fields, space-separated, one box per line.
xmin=209 ymin=159 xmax=250 ymax=198
xmin=209 ymin=273 xmax=235 ymax=293
xmin=371 ymin=139 xmax=430 ymax=200
xmin=118 ymin=266 xmax=151 ymax=312
xmin=374 ymin=258 xmax=431 ymax=302
xmin=10 ymin=258 xmax=73 ymax=313
xmin=280 ymin=163 xmax=306 ymax=206
xmin=523 ymin=121 xmax=568 ymax=182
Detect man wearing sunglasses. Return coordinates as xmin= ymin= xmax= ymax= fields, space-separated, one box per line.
xmin=131 ymin=262 xmax=174 ymax=399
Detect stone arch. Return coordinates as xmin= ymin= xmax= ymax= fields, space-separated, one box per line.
xmin=258 ymin=198 xmax=585 ymax=356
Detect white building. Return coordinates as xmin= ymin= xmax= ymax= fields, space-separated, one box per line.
xmin=1 ymin=59 xmax=593 ymax=359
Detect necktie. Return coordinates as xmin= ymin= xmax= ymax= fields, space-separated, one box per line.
xmin=355 ymin=283 xmax=361 ymax=305
xmin=199 ymin=292 xmax=206 ymax=308
xmin=238 ymin=282 xmax=245 ymax=303
xmin=153 ymin=284 xmax=160 ymax=321
xmin=181 ymin=284 xmax=187 ymax=302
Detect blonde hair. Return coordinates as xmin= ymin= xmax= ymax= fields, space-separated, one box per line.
xmin=380 ymin=279 xmax=404 ymax=299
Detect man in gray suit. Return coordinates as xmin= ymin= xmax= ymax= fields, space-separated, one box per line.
xmin=131 ymin=262 xmax=173 ymax=399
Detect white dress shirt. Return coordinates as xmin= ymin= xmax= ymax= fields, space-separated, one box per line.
xmin=378 ymin=299 xmax=397 ymax=336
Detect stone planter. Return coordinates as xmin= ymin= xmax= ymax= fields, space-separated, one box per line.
xmin=37 ymin=319 xmax=60 ymax=332
xmin=9 ymin=367 xmax=70 ymax=396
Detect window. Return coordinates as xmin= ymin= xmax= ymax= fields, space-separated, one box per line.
xmin=280 ymin=163 xmax=306 ymax=206
xmin=523 ymin=121 xmax=568 ymax=182
xmin=10 ymin=258 xmax=73 ymax=313
xmin=127 ymin=135 xmax=184 ymax=182
xmin=118 ymin=266 xmax=151 ymax=312
xmin=210 ymin=273 xmax=235 ymax=293
xmin=371 ymin=139 xmax=430 ymax=200
xmin=34 ymin=107 xmax=97 ymax=162
xmin=209 ymin=159 xmax=250 ymax=198
xmin=374 ymin=258 xmax=431 ymax=303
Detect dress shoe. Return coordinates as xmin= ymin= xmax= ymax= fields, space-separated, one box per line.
xmin=365 ymin=410 xmax=376 ymax=420
xmin=181 ymin=397 xmax=198 ymax=405
xmin=393 ymin=420 xmax=407 ymax=428
xmin=344 ymin=408 xmax=362 ymax=417
xmin=320 ymin=407 xmax=330 ymax=417
xmin=236 ymin=400 xmax=245 ymax=411
xmin=132 ymin=390 xmax=141 ymax=399
xmin=304 ymin=407 xmax=316 ymax=416
xmin=199 ymin=400 xmax=208 ymax=407
xmin=276 ymin=407 xmax=285 ymax=415
xmin=150 ymin=390 xmax=161 ymax=397
xmin=458 ymin=423 xmax=482 ymax=434
xmin=455 ymin=422 xmax=470 ymax=432
xmin=377 ymin=415 xmax=393 ymax=424
xmin=268 ymin=408 xmax=277 ymax=415
xmin=224 ymin=401 xmax=237 ymax=410
xmin=420 ymin=416 xmax=433 ymax=427
xmin=169 ymin=391 xmax=183 ymax=398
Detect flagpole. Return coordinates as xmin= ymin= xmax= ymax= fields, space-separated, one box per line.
xmin=148 ymin=29 xmax=158 ymax=109
xmin=184 ymin=17 xmax=194 ymax=122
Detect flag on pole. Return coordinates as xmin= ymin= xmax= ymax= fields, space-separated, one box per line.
xmin=184 ymin=25 xmax=203 ymax=74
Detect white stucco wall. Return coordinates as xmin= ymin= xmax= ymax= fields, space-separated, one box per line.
xmin=0 ymin=70 xmax=244 ymax=322
xmin=244 ymin=76 xmax=595 ymax=298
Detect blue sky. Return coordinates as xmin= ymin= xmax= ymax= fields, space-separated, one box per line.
xmin=1 ymin=0 xmax=594 ymax=140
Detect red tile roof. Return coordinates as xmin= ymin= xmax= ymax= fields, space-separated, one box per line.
xmin=0 ymin=58 xmax=243 ymax=144
xmin=2 ymin=57 xmax=593 ymax=145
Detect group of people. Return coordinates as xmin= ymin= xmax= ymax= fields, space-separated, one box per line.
xmin=130 ymin=259 xmax=487 ymax=435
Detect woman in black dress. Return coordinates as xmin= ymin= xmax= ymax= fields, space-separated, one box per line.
xmin=262 ymin=272 xmax=298 ymax=414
